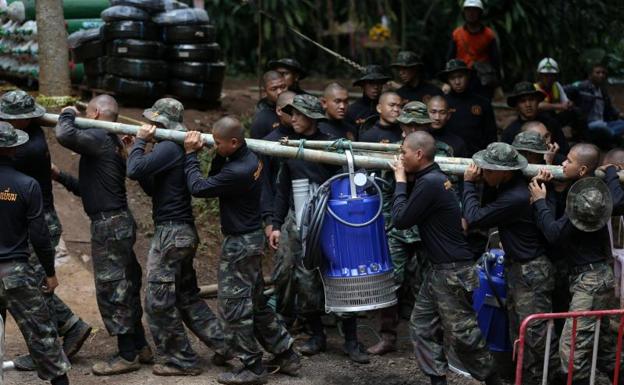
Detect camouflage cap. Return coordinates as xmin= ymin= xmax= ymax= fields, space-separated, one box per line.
xmin=142 ymin=98 xmax=186 ymax=131
xmin=283 ymin=94 xmax=325 ymax=120
xmin=0 ymin=89 xmax=45 ymax=120
xmin=353 ymin=65 xmax=391 ymax=86
xmin=507 ymin=82 xmax=546 ymax=107
xmin=512 ymin=131 xmax=549 ymax=154
xmin=472 ymin=142 xmax=528 ymax=171
xmin=397 ymin=101 xmax=432 ymax=125
xmin=436 ymin=59 xmax=471 ymax=81
xmin=566 ymin=177 xmax=612 ymax=232
xmin=391 ymin=51 xmax=423 ymax=68
xmin=0 ymin=121 xmax=28 ymax=148
xmin=267 ymin=58 xmax=307 ymax=79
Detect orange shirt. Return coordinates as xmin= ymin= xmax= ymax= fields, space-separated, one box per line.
xmin=452 ymin=25 xmax=496 ymax=67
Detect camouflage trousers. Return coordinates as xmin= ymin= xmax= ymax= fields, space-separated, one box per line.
xmin=0 ymin=261 xmax=70 ymax=380
xmin=219 ymin=229 xmax=293 ymax=366
xmin=506 ymin=255 xmax=560 ymax=385
xmin=561 ymin=262 xmax=619 ymax=381
xmin=90 ymin=209 xmax=143 ymax=337
xmin=410 ymin=262 xmax=494 ymax=380
xmin=272 ymin=212 xmax=324 ymax=317
xmin=145 ymin=222 xmax=224 ymax=369
xmin=27 ymin=209 xmax=79 ymax=336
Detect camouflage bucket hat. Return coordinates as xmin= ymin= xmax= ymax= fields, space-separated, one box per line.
xmin=472 ymin=142 xmax=528 ymax=170
xmin=397 ymin=101 xmax=432 ymax=125
xmin=512 ymin=131 xmax=549 ymax=154
xmin=142 ymin=98 xmax=186 ymax=131
xmin=0 ymin=121 xmax=28 ymax=148
xmin=436 ymin=59 xmax=471 ymax=81
xmin=0 ymin=89 xmax=46 ymax=120
xmin=283 ymin=94 xmax=325 ymax=120
xmin=353 ymin=65 xmax=391 ymax=86
xmin=566 ymin=177 xmax=612 ymax=232
xmin=267 ymin=58 xmax=307 ymax=79
xmin=390 ymin=51 xmax=423 ymax=68
xmin=507 ymin=82 xmax=546 ymax=107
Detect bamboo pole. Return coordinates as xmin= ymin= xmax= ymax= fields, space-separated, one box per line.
xmin=41 ymin=113 xmax=615 ymax=181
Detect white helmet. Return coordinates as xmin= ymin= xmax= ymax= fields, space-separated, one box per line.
xmin=537 ymin=57 xmax=560 ymax=74
xmin=463 ymin=0 xmax=484 ymax=10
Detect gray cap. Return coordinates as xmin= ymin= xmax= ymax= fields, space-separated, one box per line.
xmin=283 ymin=94 xmax=325 ymax=120
xmin=566 ymin=177 xmax=612 ymax=232
xmin=512 ymin=131 xmax=549 ymax=154
xmin=472 ymin=142 xmax=528 ymax=170
xmin=0 ymin=121 xmax=28 ymax=148
xmin=397 ymin=101 xmax=432 ymax=125
xmin=143 ymin=98 xmax=186 ymax=131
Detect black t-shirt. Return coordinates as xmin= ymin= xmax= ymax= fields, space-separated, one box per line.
xmin=359 ymin=120 xmax=402 ymax=143
xmin=396 ymin=82 xmax=443 ymax=103
xmin=444 ymin=90 xmax=497 ymax=156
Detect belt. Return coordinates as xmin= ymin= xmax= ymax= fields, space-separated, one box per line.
xmin=431 ymin=260 xmax=473 ymax=270
xmin=155 ymin=220 xmax=194 ymax=227
xmin=569 ymin=261 xmax=607 ymax=275
xmin=89 ymin=208 xmax=128 ymax=221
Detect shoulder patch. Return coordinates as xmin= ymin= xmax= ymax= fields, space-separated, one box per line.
xmin=471 ymin=105 xmax=482 ymax=116
xmin=272 ymin=122 xmax=280 ymax=129
xmin=253 ymin=160 xmax=263 ymax=181
xmin=443 ymin=179 xmax=452 ymax=191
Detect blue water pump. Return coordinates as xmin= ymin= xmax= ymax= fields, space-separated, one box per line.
xmin=300 ymin=154 xmax=397 ymax=313
xmin=473 ymin=248 xmax=512 ymax=352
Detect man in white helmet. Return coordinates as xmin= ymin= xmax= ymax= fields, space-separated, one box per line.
xmin=447 ymin=0 xmax=500 ymax=100
xmin=535 ymin=57 xmax=585 ymax=138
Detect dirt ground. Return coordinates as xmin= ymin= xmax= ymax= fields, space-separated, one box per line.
xmin=4 ymin=79 xmax=624 ymax=385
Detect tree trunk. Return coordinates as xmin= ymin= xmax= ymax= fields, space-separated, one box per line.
xmin=36 ymin=0 xmax=71 ymax=96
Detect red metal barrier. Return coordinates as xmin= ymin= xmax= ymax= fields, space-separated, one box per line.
xmin=514 ymin=309 xmax=624 ymax=385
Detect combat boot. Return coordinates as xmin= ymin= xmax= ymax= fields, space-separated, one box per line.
xmin=265 ymin=348 xmax=301 ymax=376
xmin=366 ymin=333 xmax=396 ymax=355
xmin=63 ymin=319 xmax=92 ymax=358
xmin=152 ymin=363 xmax=203 ymax=376
xmin=299 ymin=335 xmax=326 ymax=356
xmin=343 ymin=340 xmax=370 ymax=364
xmin=217 ymin=366 xmax=268 ymax=385
xmin=92 ymin=355 xmax=140 ymax=376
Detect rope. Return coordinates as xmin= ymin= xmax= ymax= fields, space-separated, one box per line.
xmin=327 ymin=138 xmax=354 ymax=154
xmin=295 ymin=139 xmax=306 ymax=159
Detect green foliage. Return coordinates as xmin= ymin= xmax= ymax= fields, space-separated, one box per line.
xmin=206 ymin=0 xmax=624 ymax=84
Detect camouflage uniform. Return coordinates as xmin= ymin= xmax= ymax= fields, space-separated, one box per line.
xmin=410 ymin=263 xmax=494 ymax=380
xmin=145 ymin=222 xmax=224 ymax=369
xmin=219 ymin=229 xmax=293 ymax=365
xmin=505 ymin=255 xmax=559 ymax=384
xmin=271 ymin=210 xmax=298 ymax=317
xmin=27 ymin=210 xmax=79 ymax=335
xmin=0 ymin=261 xmax=71 ymax=380
xmin=90 ymin=210 xmax=143 ymax=336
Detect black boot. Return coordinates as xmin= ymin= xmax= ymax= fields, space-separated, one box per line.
xmin=342 ymin=340 xmax=370 ymax=364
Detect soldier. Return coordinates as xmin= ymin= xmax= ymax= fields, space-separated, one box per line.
xmin=530 ymin=149 xmax=624 ymax=384
xmin=512 ymin=131 xmax=550 ymax=165
xmin=267 ymin=58 xmax=307 ymax=95
xmin=367 ymin=102 xmax=430 ymax=356
xmin=183 ymin=117 xmax=300 ymax=384
xmin=501 ymin=82 xmax=569 ymax=158
xmin=126 ymin=98 xmax=225 ymax=376
xmin=427 ymin=95 xmax=467 ymax=157
xmin=250 ymin=71 xmax=287 ymax=139
xmin=319 ymin=82 xmax=357 ymax=140
xmin=53 ymin=95 xmax=150 ymax=375
xmin=0 ymin=90 xmax=91 ymax=371
xmin=390 ymin=131 xmax=502 ymax=385
xmin=447 ymin=0 xmax=500 ymax=99
xmin=436 ymin=59 xmax=496 ymax=156
xmin=268 ymin=94 xmax=369 ymax=364
xmin=520 ymin=121 xmax=562 ymax=165
xmin=0 ymin=121 xmax=71 ymax=385
xmin=359 ymin=91 xmax=402 ymax=143
xmin=345 ymin=65 xmax=391 ymax=137
xmin=390 ymin=51 xmax=442 ymax=104
xmin=462 ymin=142 xmax=560 ymax=384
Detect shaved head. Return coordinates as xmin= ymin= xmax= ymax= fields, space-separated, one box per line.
xmin=572 ymin=143 xmax=600 ymax=172
xmin=427 ymin=95 xmax=448 ymax=109
xmin=213 ymin=116 xmax=244 ymax=141
xmin=263 ymin=70 xmax=284 ymax=86
xmin=404 ymin=131 xmax=436 ymax=161
xmin=276 ymin=91 xmax=295 ymax=109
xmin=603 ymin=148 xmax=624 ymax=167
xmin=323 ymin=82 xmax=347 ymax=98
xmin=87 ymin=94 xmax=118 ymax=122
xmin=379 ymin=91 xmax=400 ymax=105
